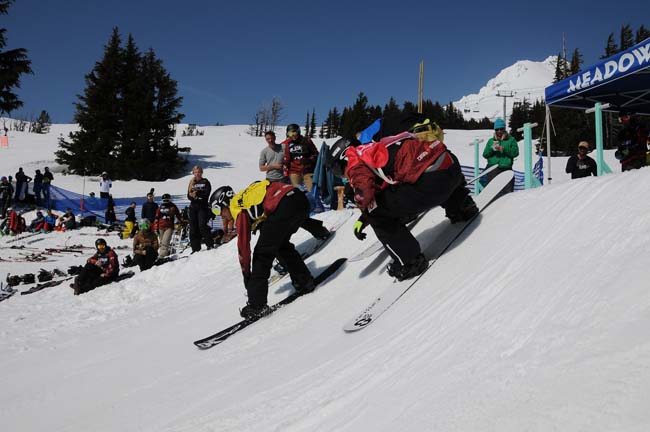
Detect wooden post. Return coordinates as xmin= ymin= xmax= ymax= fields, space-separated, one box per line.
xmin=334 ymin=186 xmax=345 ymax=210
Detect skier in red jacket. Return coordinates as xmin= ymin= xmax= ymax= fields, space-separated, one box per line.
xmin=328 ymin=131 xmax=477 ymax=281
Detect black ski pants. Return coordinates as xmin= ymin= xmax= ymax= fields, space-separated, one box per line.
xmin=367 ymin=154 xmax=466 ymax=265
xmin=133 ymin=246 xmax=158 ymax=271
xmin=188 ymin=204 xmax=214 ymax=252
xmin=247 ymin=190 xmax=312 ymax=306
xmin=73 ymin=263 xmax=116 ymax=295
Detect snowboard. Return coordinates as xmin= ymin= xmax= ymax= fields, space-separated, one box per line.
xmin=194 ymin=258 xmax=347 ymax=349
xmin=343 ymin=171 xmax=514 ymax=332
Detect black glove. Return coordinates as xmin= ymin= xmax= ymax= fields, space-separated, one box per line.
xmin=353 ymin=215 xmax=369 ymax=241
xmin=242 ymin=272 xmax=251 ymax=288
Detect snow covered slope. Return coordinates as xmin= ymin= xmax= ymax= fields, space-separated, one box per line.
xmin=1 ymin=124 xmax=648 ymax=431
xmin=454 ymin=56 xmax=556 ymax=121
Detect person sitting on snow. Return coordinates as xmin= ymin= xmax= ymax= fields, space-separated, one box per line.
xmin=132 ymin=218 xmax=159 ymax=271
xmin=210 ymin=181 xmax=317 ymax=320
xmin=43 ymin=209 xmax=58 ymax=232
xmin=71 ymin=238 xmax=119 ymax=295
xmin=29 ymin=211 xmax=46 ymax=232
xmin=327 ymin=125 xmax=477 ymax=282
xmin=56 ymin=208 xmax=77 ymax=231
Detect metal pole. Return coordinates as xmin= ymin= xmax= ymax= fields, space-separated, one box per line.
xmin=545 ymin=105 xmax=552 ymax=184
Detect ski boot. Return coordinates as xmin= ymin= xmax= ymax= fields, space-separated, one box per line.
xmin=240 ymin=303 xmax=272 ymax=320
xmin=387 ymin=253 xmax=428 ymax=281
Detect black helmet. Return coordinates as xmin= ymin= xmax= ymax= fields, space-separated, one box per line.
xmin=327 ymin=138 xmax=352 ymax=178
xmin=286 ymin=123 xmax=301 ymax=136
xmin=95 ymin=238 xmax=107 ymax=249
xmin=210 ymin=186 xmax=235 ymax=210
xmin=161 ymin=193 xmax=171 ymax=202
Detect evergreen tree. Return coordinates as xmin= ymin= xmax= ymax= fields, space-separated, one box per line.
xmin=309 ymin=108 xmax=316 ymax=138
xmin=636 ymin=25 xmax=650 ymax=43
xmin=620 ymin=24 xmax=634 ymax=50
xmin=304 ymin=111 xmax=309 ymax=135
xmin=569 ymin=48 xmax=583 ymax=75
xmin=601 ymin=33 xmax=618 ymax=58
xmin=0 ymin=0 xmax=33 ymax=116
xmin=383 ymin=97 xmax=400 ymax=118
xmin=56 ymin=28 xmax=184 ymax=180
xmin=330 ymin=107 xmax=341 ymax=137
xmin=553 ymin=52 xmax=569 ymax=82
xmin=339 ymin=92 xmax=370 ymax=139
xmin=33 ymin=110 xmax=50 ymax=134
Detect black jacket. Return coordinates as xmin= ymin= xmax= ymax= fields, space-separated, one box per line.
xmin=141 ymin=201 xmax=159 ymax=221
xmin=565 ymin=155 xmax=597 ymax=179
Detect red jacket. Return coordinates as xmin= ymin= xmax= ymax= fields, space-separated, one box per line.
xmin=87 ymin=248 xmax=120 ymax=278
xmin=345 ymin=132 xmax=451 ymax=211
xmin=154 ymin=202 xmax=181 ymax=231
xmin=282 ymin=135 xmax=319 ymax=175
xmin=236 ymin=182 xmax=296 ymax=276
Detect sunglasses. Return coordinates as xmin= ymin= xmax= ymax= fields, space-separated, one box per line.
xmin=287 ymin=131 xmax=298 ymax=138
xmin=495 ymin=128 xmax=505 ymax=132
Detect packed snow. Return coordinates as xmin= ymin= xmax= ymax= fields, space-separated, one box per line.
xmin=1 ymin=121 xmax=649 ymax=432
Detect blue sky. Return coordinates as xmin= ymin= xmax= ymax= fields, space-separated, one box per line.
xmin=5 ymin=0 xmax=650 ymax=126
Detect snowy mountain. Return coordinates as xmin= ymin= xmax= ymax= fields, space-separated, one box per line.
xmin=454 ymin=56 xmax=556 ymax=122
xmin=2 ymin=124 xmax=648 ymax=432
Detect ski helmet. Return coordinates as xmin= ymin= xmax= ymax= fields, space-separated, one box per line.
xmin=327 ymin=138 xmax=352 ymax=178
xmin=138 ymin=218 xmax=151 ymax=230
xmin=210 ymin=186 xmax=235 ymax=210
xmin=95 ymin=238 xmax=107 ymax=249
xmin=286 ymin=123 xmax=301 ymax=137
xmin=161 ymin=193 xmax=171 ymax=202
xmin=0 ymin=176 xmax=6 ymax=182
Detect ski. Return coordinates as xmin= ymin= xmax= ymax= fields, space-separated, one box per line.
xmin=343 ymin=171 xmax=514 ymax=332
xmin=21 ymin=276 xmax=74 ymax=295
xmin=194 ymin=258 xmax=347 ymax=349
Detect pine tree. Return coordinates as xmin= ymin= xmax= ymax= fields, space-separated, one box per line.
xmin=56 ymin=28 xmax=184 ymax=180
xmin=339 ymin=92 xmax=370 ymax=139
xmin=330 ymin=107 xmax=341 ymax=137
xmin=569 ymin=48 xmax=583 ymax=75
xmin=636 ymin=25 xmax=650 ymax=44
xmin=601 ymin=33 xmax=618 ymax=58
xmin=553 ymin=52 xmax=568 ymax=82
xmin=383 ymin=97 xmax=400 ymax=118
xmin=33 ymin=110 xmax=50 ymax=134
xmin=304 ymin=111 xmax=309 ymax=135
xmin=0 ymin=0 xmax=33 ymax=116
xmin=620 ymin=24 xmax=634 ymax=50
xmin=309 ymin=108 xmax=316 ymax=138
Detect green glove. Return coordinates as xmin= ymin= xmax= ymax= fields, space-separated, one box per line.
xmin=353 ymin=217 xmax=368 ymax=241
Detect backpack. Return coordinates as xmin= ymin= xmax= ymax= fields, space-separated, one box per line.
xmin=230 ymin=180 xmax=269 ymax=229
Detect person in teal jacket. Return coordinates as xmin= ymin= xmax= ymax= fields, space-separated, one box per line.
xmin=481 ymin=118 xmax=518 ymax=191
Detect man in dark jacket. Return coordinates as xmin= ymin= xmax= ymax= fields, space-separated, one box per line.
xmin=566 ymin=141 xmax=597 ymax=179
xmin=14 ymin=168 xmax=31 ymax=202
xmin=42 ymin=166 xmax=54 ymax=209
xmin=72 ymin=238 xmax=119 ymax=295
xmin=283 ymin=123 xmax=319 ymax=192
xmin=141 ymin=192 xmax=158 ymax=222
xmin=0 ymin=176 xmax=13 ymax=218
xmin=155 ymin=193 xmax=181 ymax=258
xmin=33 ymin=169 xmax=43 ymax=206
xmin=615 ymin=110 xmax=647 ymax=171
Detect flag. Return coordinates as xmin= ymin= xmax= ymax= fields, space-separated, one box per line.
xmin=533 ymin=152 xmax=544 ymax=185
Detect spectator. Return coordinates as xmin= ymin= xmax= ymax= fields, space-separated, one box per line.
xmin=154 ymin=193 xmax=181 ymax=258
xmin=14 ymin=167 xmax=31 ymax=202
xmin=0 ymin=176 xmax=13 ymax=218
xmin=481 ymin=118 xmax=519 ymax=192
xmin=282 ymin=123 xmax=319 ymax=192
xmin=6 ymin=208 xmax=25 ymax=235
xmin=43 ymin=209 xmax=58 ymax=231
xmin=105 ymin=195 xmax=117 ymax=225
xmin=33 ymin=169 xmax=43 ymax=206
xmin=187 ymin=165 xmax=214 ymax=253
xmin=259 ymin=130 xmax=286 ymax=183
xmin=71 ymin=238 xmax=119 ymax=295
xmin=29 ymin=211 xmax=46 ymax=232
xmin=566 ymin=141 xmax=597 ymax=179
xmin=132 ymin=218 xmax=159 ymax=271
xmin=615 ymin=109 xmax=647 ymax=172
xmin=121 ymin=202 xmax=137 ymax=239
xmin=141 ymin=191 xmax=158 ymax=222
xmin=57 ymin=208 xmax=77 ymax=231
xmin=42 ymin=167 xmax=54 ymax=209
xmin=99 ymin=172 xmax=112 ymax=199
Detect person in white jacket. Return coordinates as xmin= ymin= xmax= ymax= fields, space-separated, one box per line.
xmin=99 ymin=172 xmax=112 ymax=199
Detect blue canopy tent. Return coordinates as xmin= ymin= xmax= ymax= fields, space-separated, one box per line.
xmin=544 ymin=38 xmax=650 ymax=175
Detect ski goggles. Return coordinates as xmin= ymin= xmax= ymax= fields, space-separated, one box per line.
xmin=286 ymin=130 xmax=298 ymax=138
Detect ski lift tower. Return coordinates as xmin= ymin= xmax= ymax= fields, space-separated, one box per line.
xmin=496 ymin=90 xmax=515 ymax=121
